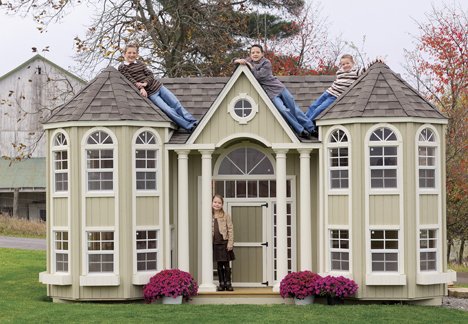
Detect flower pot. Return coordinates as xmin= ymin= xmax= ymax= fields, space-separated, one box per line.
xmin=162 ymin=295 xmax=183 ymax=304
xmin=294 ymin=295 xmax=314 ymax=305
xmin=326 ymin=296 xmax=344 ymax=305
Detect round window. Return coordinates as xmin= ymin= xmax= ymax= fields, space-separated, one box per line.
xmin=234 ymin=99 xmax=253 ymax=118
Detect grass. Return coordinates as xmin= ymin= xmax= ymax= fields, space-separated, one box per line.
xmin=0 ymin=249 xmax=467 ymax=323
xmin=449 ymin=263 xmax=468 ymax=273
xmin=0 ymin=214 xmax=46 ymax=238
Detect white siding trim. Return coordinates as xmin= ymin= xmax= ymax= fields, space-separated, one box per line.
xmin=415 ymin=124 xmax=443 ymax=278
xmin=365 ymin=124 xmax=405 ymax=281
xmin=316 ymin=117 xmax=448 ymax=126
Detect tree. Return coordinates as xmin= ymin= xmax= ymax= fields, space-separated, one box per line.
xmin=3 ymin=0 xmax=305 ymax=78
xmin=404 ymin=3 xmax=467 ymax=263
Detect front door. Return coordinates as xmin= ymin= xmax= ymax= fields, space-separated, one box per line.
xmin=228 ymin=202 xmax=268 ymax=287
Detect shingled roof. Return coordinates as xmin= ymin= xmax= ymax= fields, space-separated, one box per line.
xmin=164 ymin=74 xmax=335 ymax=143
xmin=45 ymin=67 xmax=171 ymax=124
xmin=317 ymin=62 xmax=446 ymax=120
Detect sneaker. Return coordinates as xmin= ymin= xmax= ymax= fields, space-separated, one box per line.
xmin=310 ymin=130 xmax=319 ymax=138
xmin=299 ymin=130 xmax=311 ymax=139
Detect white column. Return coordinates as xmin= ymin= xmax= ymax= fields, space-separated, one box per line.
xmin=299 ymin=149 xmax=312 ymax=270
xmin=198 ymin=149 xmax=216 ymax=292
xmin=176 ymin=150 xmax=190 ymax=272
xmin=273 ymin=149 xmax=288 ymax=292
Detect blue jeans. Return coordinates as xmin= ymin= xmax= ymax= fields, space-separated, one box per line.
xmin=272 ymin=88 xmax=313 ymax=134
xmin=306 ymin=91 xmax=336 ymax=131
xmin=149 ymin=86 xmax=197 ymax=130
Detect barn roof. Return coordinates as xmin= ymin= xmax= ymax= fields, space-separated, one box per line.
xmin=0 ymin=158 xmax=45 ymax=191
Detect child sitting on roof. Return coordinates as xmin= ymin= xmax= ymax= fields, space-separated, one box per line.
xmin=234 ymin=44 xmax=314 ymax=139
xmin=306 ymin=54 xmax=365 ymax=134
xmin=118 ymin=43 xmax=198 ymax=132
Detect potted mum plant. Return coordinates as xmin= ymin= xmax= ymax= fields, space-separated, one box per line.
xmin=280 ymin=271 xmax=321 ymax=305
xmin=313 ymin=275 xmax=358 ymax=305
xmin=143 ymin=269 xmax=198 ymax=304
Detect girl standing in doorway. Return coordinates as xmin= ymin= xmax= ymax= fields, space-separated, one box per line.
xmin=212 ymin=194 xmax=235 ymax=291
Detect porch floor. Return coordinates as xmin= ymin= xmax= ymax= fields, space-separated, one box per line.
xmin=191 ymin=287 xmax=291 ymax=305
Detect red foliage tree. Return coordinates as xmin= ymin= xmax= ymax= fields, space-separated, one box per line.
xmin=405 ymin=3 xmax=467 ymax=263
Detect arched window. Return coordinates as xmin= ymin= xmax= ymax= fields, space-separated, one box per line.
xmin=417 ymin=128 xmax=437 ymax=189
xmin=328 ymin=129 xmax=349 ymax=189
xmin=85 ymin=130 xmax=114 ymax=191
xmin=52 ymin=132 xmax=69 ymax=193
xmin=368 ymin=127 xmax=398 ymax=189
xmin=134 ymin=130 xmax=159 ymax=192
xmin=218 ymin=147 xmax=274 ymax=175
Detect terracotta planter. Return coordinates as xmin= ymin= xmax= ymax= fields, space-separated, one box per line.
xmin=162 ymin=295 xmax=183 ymax=304
xmin=294 ymin=295 xmax=315 ymax=305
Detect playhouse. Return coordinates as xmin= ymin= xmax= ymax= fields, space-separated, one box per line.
xmin=39 ymin=62 xmax=455 ymax=303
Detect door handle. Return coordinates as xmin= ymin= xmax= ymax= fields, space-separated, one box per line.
xmin=261 ymin=203 xmax=268 ymax=208
xmin=260 ymin=242 xmax=268 ymax=247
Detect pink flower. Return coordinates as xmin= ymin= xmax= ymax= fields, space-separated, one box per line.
xmin=279 ymin=271 xmax=322 ymax=300
xmin=143 ymin=269 xmax=198 ymax=303
xmin=313 ymin=275 xmax=358 ymax=298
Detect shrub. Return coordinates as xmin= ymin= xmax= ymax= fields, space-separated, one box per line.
xmin=279 ymin=271 xmax=321 ymax=299
xmin=143 ymin=269 xmax=198 ymax=303
xmin=313 ymin=275 xmax=358 ymax=298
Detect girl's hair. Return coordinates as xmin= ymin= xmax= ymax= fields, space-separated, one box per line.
xmin=212 ymin=194 xmax=225 ymax=216
xmin=250 ymin=44 xmax=264 ymax=53
xmin=340 ymin=54 xmax=355 ymax=63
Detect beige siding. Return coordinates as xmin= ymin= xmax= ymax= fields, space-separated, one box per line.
xmin=369 ymin=195 xmax=400 ymax=225
xmin=419 ymin=195 xmax=439 ymax=225
xmin=136 ymin=197 xmax=160 ymax=226
xmin=328 ymin=195 xmax=349 ymax=225
xmin=52 ymin=197 xmax=68 ymax=227
xmin=188 ymin=154 xmax=202 ymax=279
xmin=195 ymin=74 xmax=291 ymax=144
xmin=85 ymin=197 xmax=115 ymax=226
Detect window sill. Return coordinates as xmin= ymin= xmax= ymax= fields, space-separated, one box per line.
xmin=39 ymin=271 xmax=72 ymax=285
xmin=320 ymin=271 xmax=353 ymax=279
xmin=132 ymin=271 xmax=158 ymax=285
xmin=417 ymin=271 xmax=457 ymax=285
xmin=366 ymin=273 xmax=407 ymax=285
xmin=80 ymin=274 xmax=120 ymax=286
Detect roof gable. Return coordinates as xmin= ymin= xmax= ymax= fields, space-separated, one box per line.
xmin=317 ymin=62 xmax=446 ymax=120
xmin=186 ymin=65 xmax=300 ymax=145
xmin=45 ymin=66 xmax=172 ymax=124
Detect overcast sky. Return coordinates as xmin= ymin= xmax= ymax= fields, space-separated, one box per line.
xmin=0 ymin=0 xmax=462 ymax=79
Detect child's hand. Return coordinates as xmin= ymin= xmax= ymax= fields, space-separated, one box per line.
xmin=234 ymin=59 xmax=247 ymax=65
xmin=140 ymin=88 xmax=148 ymax=97
xmin=135 ymin=82 xmax=147 ymax=89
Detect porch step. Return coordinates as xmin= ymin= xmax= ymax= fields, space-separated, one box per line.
xmin=190 ymin=287 xmax=292 ymax=305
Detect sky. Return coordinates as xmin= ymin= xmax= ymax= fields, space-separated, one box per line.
xmin=0 ymin=0 xmax=462 ymax=80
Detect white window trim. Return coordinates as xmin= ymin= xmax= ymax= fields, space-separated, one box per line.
xmin=365 ymin=125 xmax=402 ymax=194
xmin=328 ymin=228 xmax=350 ymax=273
xmin=228 ymin=93 xmax=258 ymax=124
xmin=80 ymin=227 xmax=120 ymax=286
xmin=326 ymin=127 xmax=351 ymax=192
xmin=132 ymin=129 xmax=161 ymax=196
xmin=416 ymin=125 xmax=440 ymax=194
xmin=418 ymin=227 xmax=438 ymax=272
xmin=52 ymin=229 xmax=70 ymax=273
xmin=50 ymin=130 xmax=70 ymax=197
xmin=132 ymin=226 xmax=162 ymax=285
xmin=81 ymin=128 xmax=118 ymax=197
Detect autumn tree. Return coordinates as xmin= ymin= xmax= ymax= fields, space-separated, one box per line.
xmin=404 ymin=3 xmax=467 ymax=263
xmin=2 ymin=0 xmax=305 ymax=77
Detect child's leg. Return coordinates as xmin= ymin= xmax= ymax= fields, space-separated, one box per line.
xmin=149 ymin=89 xmax=195 ymax=130
xmin=216 ymin=261 xmax=226 ymax=291
xmin=223 ymin=261 xmax=234 ymax=291
xmin=158 ymin=86 xmax=197 ymax=125
xmin=306 ymin=92 xmax=336 ymax=121
xmin=272 ymin=90 xmax=305 ymax=134
xmin=280 ymin=88 xmax=314 ymax=133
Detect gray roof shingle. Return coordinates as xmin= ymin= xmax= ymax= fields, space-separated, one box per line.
xmin=45 ymin=67 xmax=171 ymax=124
xmin=317 ymin=62 xmax=446 ymax=120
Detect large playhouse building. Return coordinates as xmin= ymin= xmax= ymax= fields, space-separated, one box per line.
xmin=39 ymin=62 xmax=455 ymax=303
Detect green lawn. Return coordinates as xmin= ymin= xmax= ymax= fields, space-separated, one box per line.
xmin=0 ymin=248 xmax=467 ymax=323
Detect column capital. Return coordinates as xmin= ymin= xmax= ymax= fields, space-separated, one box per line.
xmin=198 ymin=149 xmax=214 ymax=156
xmin=175 ymin=149 xmax=191 ymax=156
xmin=274 ymin=149 xmax=289 ymax=156
xmin=298 ymin=148 xmax=313 ymax=156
